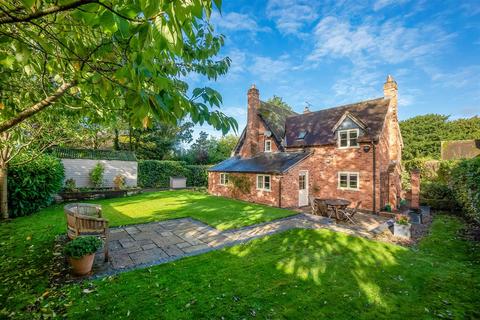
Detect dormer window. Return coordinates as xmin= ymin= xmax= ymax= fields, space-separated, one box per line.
xmin=338 ymin=129 xmax=359 ymax=148
xmin=297 ymin=130 xmax=307 ymax=140
xmin=265 ymin=140 xmax=272 ymax=152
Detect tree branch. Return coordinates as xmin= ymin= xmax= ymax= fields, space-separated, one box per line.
xmin=0 ymin=81 xmax=78 ymax=133
xmin=0 ymin=0 xmax=98 ymax=24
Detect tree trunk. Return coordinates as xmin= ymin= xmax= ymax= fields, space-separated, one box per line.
xmin=0 ymin=164 xmax=8 ymax=219
xmin=113 ymin=129 xmax=120 ymax=150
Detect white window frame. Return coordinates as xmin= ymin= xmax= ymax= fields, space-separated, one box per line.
xmin=256 ymin=174 xmax=271 ymax=191
xmin=338 ymin=172 xmax=360 ymax=191
xmin=264 ymin=139 xmax=272 ymax=152
xmin=219 ymin=173 xmax=229 ymax=186
xmin=338 ymin=129 xmax=360 ymax=149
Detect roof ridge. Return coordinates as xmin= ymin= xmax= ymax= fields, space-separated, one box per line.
xmin=288 ymin=97 xmax=387 ymax=118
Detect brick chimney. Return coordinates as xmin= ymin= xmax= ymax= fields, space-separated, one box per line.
xmin=383 ymin=75 xmax=398 ymax=118
xmin=410 ymin=169 xmax=420 ymax=210
xmin=303 ymin=106 xmax=311 ymax=114
xmin=240 ymin=84 xmax=260 ymax=158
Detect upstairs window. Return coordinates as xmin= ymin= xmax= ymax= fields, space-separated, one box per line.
xmin=257 ymin=175 xmax=271 ymax=191
xmin=297 ymin=130 xmax=307 ymax=140
xmin=338 ymin=172 xmax=359 ymax=190
xmin=338 ymin=129 xmax=359 ymax=148
xmin=219 ymin=173 xmax=229 ymax=185
xmin=264 ymin=140 xmax=272 ymax=152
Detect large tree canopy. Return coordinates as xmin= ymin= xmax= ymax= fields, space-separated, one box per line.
xmin=400 ymin=114 xmax=480 ymax=161
xmin=0 ymin=0 xmax=237 ymax=134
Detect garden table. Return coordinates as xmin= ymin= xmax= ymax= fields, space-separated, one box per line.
xmin=324 ymin=199 xmax=351 ymax=220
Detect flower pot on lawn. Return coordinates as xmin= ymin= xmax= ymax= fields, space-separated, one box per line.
xmin=64 ymin=236 xmax=103 ymax=276
xmin=68 ymin=254 xmax=96 ymax=275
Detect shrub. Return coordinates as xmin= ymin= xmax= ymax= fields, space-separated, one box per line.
xmin=64 ymin=236 xmax=103 ymax=259
xmin=450 ymin=157 xmax=480 ymax=223
xmin=138 ymin=161 xmax=209 ymax=188
xmin=89 ymin=163 xmax=105 ymax=188
xmin=420 ymin=181 xmax=458 ymax=211
xmin=185 ymin=165 xmax=209 ymax=187
xmin=8 ymin=154 xmax=64 ymax=217
xmin=138 ymin=160 xmax=188 ymax=188
xmin=113 ymin=174 xmax=126 ymax=190
xmin=64 ymin=178 xmax=77 ymax=192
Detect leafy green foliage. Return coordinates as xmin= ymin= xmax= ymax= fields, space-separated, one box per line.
xmin=89 ymin=163 xmax=105 ymax=188
xmin=420 ymin=181 xmax=458 ymax=211
xmin=229 ymin=174 xmax=251 ymax=195
xmin=449 ymin=157 xmax=480 ymax=223
xmin=138 ymin=160 xmax=209 ymax=187
xmin=185 ymin=165 xmax=209 ymax=187
xmin=400 ymin=114 xmax=480 ymax=161
xmin=265 ymin=95 xmax=293 ymax=111
xmin=64 ymin=178 xmax=77 ymax=192
xmin=0 ymin=0 xmax=237 ymax=134
xmin=181 ymin=131 xmax=238 ymax=164
xmin=64 ymin=236 xmax=103 ymax=259
xmin=7 ymin=154 xmax=64 ymax=217
xmin=113 ymin=175 xmax=126 ymax=190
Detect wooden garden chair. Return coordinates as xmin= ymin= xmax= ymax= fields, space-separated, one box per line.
xmin=64 ymin=203 xmax=109 ymax=262
xmin=340 ymin=201 xmax=362 ymax=224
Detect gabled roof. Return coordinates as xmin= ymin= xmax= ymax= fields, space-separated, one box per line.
xmin=285 ymin=98 xmax=390 ymax=147
xmin=331 ymin=111 xmax=368 ymax=132
xmin=441 ymin=140 xmax=480 ymax=160
xmin=208 ymin=151 xmax=311 ymax=174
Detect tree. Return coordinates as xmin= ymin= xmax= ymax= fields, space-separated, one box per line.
xmin=208 ymin=134 xmax=238 ymax=163
xmin=400 ymin=114 xmax=480 ymax=161
xmin=127 ymin=120 xmax=194 ymax=160
xmin=266 ymin=95 xmax=292 ymax=111
xmin=0 ymin=0 xmax=237 ymax=218
xmin=188 ymin=131 xmax=210 ymax=164
xmin=182 ymin=132 xmax=238 ymax=164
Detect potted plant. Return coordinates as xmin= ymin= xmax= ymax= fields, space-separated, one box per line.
xmin=64 ymin=236 xmax=103 ymax=275
xmin=394 ymin=215 xmax=411 ymax=239
xmin=113 ymin=174 xmax=126 ymax=190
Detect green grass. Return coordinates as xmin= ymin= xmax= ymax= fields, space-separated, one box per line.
xmin=0 ymin=190 xmax=295 ymax=318
xmin=2 ymin=206 xmax=479 ymax=320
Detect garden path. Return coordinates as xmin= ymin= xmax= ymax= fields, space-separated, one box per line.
xmin=92 ymin=213 xmax=384 ymax=277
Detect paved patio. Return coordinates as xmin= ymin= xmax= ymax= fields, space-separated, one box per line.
xmin=92 ymin=212 xmax=387 ymax=277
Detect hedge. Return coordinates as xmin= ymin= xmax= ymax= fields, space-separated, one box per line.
xmin=8 ymin=154 xmax=64 ymax=217
xmin=449 ymin=157 xmax=480 ymax=224
xmin=138 ymin=160 xmax=209 ymax=188
xmin=420 ymin=181 xmax=458 ymax=211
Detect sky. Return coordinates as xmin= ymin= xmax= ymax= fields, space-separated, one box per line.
xmin=187 ymin=0 xmax=480 ymax=140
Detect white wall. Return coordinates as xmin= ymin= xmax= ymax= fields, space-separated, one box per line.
xmin=61 ymin=159 xmax=137 ymax=188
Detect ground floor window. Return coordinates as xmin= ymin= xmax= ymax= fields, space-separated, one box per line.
xmin=256 ymin=175 xmax=271 ymax=191
xmin=338 ymin=172 xmax=359 ymax=190
xmin=219 ymin=173 xmax=229 ymax=185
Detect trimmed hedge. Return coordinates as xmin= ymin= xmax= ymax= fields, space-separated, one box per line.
xmin=8 ymin=154 xmax=64 ymax=217
xmin=450 ymin=157 xmax=480 ymax=224
xmin=138 ymin=160 xmax=209 ymax=188
xmin=420 ymin=181 xmax=458 ymax=211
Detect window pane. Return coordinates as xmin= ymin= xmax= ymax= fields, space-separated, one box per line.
xmin=339 ymin=174 xmax=348 ymax=188
xmin=340 ymin=132 xmax=348 ymax=147
xmin=264 ymin=176 xmax=270 ymax=189
xmin=265 ymin=140 xmax=271 ymax=151
xmin=349 ymin=131 xmax=358 ymax=146
xmin=257 ymin=176 xmax=263 ymax=189
xmin=299 ymin=175 xmax=305 ymax=190
xmin=349 ymin=174 xmax=358 ymax=189
xmin=225 ymin=174 xmax=229 ymax=184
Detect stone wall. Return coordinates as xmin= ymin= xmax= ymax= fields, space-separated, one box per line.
xmin=61 ymin=158 xmax=138 ymax=188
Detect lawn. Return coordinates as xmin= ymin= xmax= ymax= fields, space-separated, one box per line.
xmin=2 ymin=205 xmax=479 ymax=319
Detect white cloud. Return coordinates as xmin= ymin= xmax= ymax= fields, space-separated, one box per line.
xmin=373 ymin=0 xmax=410 ymax=11
xmin=211 ymin=12 xmax=270 ymax=34
xmin=266 ymin=0 xmax=318 ymax=35
xmin=306 ymin=16 xmax=452 ymax=66
xmin=425 ymin=65 xmax=480 ymax=89
xmin=249 ymin=55 xmax=293 ymax=81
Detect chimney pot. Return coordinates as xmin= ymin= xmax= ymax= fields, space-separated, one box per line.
xmin=303 ymin=106 xmax=311 ymax=114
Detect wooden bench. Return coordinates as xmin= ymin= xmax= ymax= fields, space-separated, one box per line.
xmin=64 ymin=203 xmax=109 ymax=262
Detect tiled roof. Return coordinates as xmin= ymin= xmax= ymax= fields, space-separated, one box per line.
xmin=441 ymin=140 xmax=480 ymax=160
xmin=285 ymin=98 xmax=390 ymax=147
xmin=208 ymin=151 xmax=311 ymax=173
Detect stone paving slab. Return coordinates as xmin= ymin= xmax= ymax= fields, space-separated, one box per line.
xmin=92 ymin=213 xmax=384 ymax=278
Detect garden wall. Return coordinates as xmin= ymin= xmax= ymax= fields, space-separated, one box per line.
xmin=62 ymin=159 xmax=137 ymax=188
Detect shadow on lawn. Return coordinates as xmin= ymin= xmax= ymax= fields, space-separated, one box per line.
xmin=66 ymin=217 xmax=480 ymax=319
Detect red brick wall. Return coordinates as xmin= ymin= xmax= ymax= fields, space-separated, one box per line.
xmin=208 ymin=172 xmax=281 ymax=207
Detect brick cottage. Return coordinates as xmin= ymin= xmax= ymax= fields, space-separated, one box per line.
xmin=208 ymin=76 xmax=403 ymax=213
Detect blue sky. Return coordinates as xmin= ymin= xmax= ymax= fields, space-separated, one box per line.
xmin=188 ymin=0 xmax=480 ymax=139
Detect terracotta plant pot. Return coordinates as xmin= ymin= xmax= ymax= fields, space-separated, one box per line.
xmin=68 ymin=254 xmax=95 ymax=275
